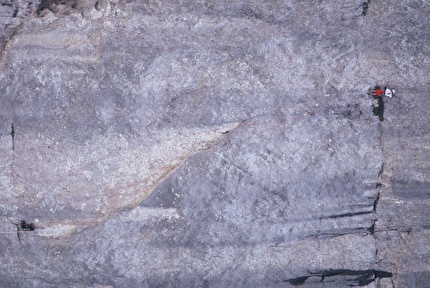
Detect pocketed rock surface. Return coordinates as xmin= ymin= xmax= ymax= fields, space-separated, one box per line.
xmin=0 ymin=1 xmax=429 ymax=287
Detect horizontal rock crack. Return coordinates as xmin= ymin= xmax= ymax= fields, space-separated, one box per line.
xmin=284 ymin=269 xmax=393 ymax=286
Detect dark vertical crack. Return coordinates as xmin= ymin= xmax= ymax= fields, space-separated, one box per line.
xmin=373 ymin=188 xmax=380 ymax=212
xmin=367 ymin=162 xmax=384 ymax=285
xmin=11 ymin=122 xmax=15 ymax=150
xmin=12 ymin=7 xmax=18 ymax=18
xmin=378 ymin=162 xmax=384 ymax=179
xmin=10 ymin=121 xmax=19 ymax=219
xmin=11 ymin=122 xmax=16 ymax=208
xmin=361 ymin=1 xmax=370 ymax=16
xmin=367 ymin=193 xmax=379 ymax=234
xmin=368 ymin=163 xmax=383 ymax=234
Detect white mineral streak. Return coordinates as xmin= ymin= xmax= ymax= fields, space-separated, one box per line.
xmin=37 ymin=224 xmax=77 ymax=238
xmin=127 ymin=207 xmax=180 ymax=221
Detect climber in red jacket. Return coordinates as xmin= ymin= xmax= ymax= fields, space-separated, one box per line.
xmin=369 ymin=86 xmax=395 ymax=98
xmin=370 ymin=86 xmax=385 ymax=97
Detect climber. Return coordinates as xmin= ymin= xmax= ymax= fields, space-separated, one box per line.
xmin=370 ymin=86 xmax=384 ymax=97
xmin=369 ymin=86 xmax=395 ymax=98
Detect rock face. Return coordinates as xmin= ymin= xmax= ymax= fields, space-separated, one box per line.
xmin=0 ymin=0 xmax=429 ymax=287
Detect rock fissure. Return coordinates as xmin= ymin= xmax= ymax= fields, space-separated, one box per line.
xmin=360 ymin=1 xmax=371 ymax=17
xmin=10 ymin=122 xmax=15 ymax=151
xmin=370 ymin=186 xmax=380 ymax=234
xmin=320 ymin=210 xmax=373 ymax=220
xmin=9 ymin=121 xmax=20 ymax=220
xmin=284 ymin=269 xmax=393 ymax=286
xmin=368 ymin=162 xmax=384 ymax=236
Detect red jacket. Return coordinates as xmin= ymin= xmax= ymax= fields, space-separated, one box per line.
xmin=371 ymin=89 xmax=385 ymax=97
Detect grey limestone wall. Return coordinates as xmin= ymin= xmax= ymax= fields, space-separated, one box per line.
xmin=0 ymin=0 xmax=429 ymax=287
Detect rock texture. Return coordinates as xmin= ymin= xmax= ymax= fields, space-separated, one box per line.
xmin=0 ymin=0 xmax=429 ymax=287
